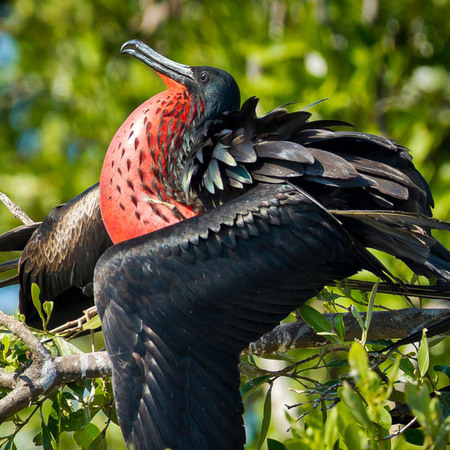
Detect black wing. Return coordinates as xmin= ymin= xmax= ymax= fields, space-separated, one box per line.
xmin=184 ymin=97 xmax=432 ymax=216
xmin=183 ymin=98 xmax=450 ymax=281
xmin=19 ymin=183 xmax=112 ymax=328
xmin=95 ymin=183 xmax=393 ymax=450
xmin=0 ymin=222 xmax=41 ymax=252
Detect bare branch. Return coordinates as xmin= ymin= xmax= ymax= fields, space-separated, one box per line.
xmin=0 ymin=192 xmax=34 ymax=225
xmin=244 ymin=308 xmax=450 ymax=356
xmin=0 ymin=311 xmax=49 ymax=360
xmin=0 ymin=351 xmax=112 ymax=422
xmin=0 ymin=368 xmax=16 ymax=390
xmin=0 ymin=311 xmax=111 ymax=422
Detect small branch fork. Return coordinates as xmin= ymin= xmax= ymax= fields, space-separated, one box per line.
xmin=0 ymin=311 xmax=110 ymax=423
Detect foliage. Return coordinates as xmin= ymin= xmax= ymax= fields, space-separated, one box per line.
xmin=241 ymin=285 xmax=450 ymax=449
xmin=0 ymin=0 xmax=449 ymax=449
xmin=0 ymin=315 xmax=118 ymax=450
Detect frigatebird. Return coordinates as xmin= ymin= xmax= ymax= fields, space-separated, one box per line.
xmin=0 ymin=39 xmax=449 ymax=449
xmin=94 ymin=41 xmax=450 ymax=449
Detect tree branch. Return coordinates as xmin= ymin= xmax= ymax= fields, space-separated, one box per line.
xmin=0 ymin=192 xmax=34 ymax=225
xmin=244 ymin=308 xmax=450 ymax=356
xmin=0 ymin=308 xmax=448 ymax=422
xmin=0 ymin=311 xmax=110 ymax=423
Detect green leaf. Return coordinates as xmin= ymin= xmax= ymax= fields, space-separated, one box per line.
xmin=367 ymin=405 xmax=392 ymax=429
xmin=298 ymin=304 xmax=332 ymax=333
xmin=434 ymin=365 xmax=450 ymax=379
xmin=240 ymin=375 xmax=271 ymax=398
xmin=42 ymin=421 xmax=55 ymax=450
xmin=43 ymin=301 xmax=54 ymax=324
xmin=52 ymin=337 xmax=83 ymax=357
xmin=334 ymin=314 xmax=345 ymax=340
xmin=338 ymin=382 xmax=371 ymax=428
xmin=64 ymin=409 xmax=90 ymax=432
xmin=267 ymin=438 xmax=286 ymax=450
xmin=2 ymin=334 xmax=10 ymax=360
xmin=31 ymin=283 xmax=45 ymax=329
xmin=82 ymin=315 xmax=102 ymax=330
xmin=4 ymin=436 xmax=17 ymax=450
xmin=417 ymin=329 xmax=429 ymax=377
xmin=348 ymin=341 xmax=369 ymax=380
xmin=405 ymin=383 xmax=431 ymax=431
xmin=323 ymin=405 xmax=339 ymax=448
xmin=87 ymin=433 xmax=107 ymax=450
xmin=343 ymin=423 xmax=365 ymax=450
xmin=256 ymin=384 xmax=272 ymax=450
xmin=33 ymin=431 xmax=43 ymax=446
xmin=350 ymin=305 xmax=364 ymax=331
xmin=72 ymin=423 xmax=101 ymax=449
xmin=364 ymin=279 xmax=378 ymax=332
xmin=399 ymin=357 xmax=416 ymax=379
xmin=403 ymin=428 xmax=425 ymax=446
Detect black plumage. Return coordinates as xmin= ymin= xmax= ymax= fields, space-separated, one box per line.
xmin=1 ymin=40 xmax=449 ymax=450
xmin=95 ymin=89 xmax=450 ymax=449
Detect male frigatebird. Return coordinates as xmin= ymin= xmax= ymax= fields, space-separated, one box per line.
xmin=93 ymin=41 xmax=450 ymax=449
xmin=0 ymin=40 xmax=449 ymax=449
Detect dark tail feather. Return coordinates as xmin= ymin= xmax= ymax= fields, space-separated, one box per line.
xmin=0 ymin=223 xmax=38 ymax=290
xmin=0 ymin=258 xmax=19 ymax=289
xmin=332 ymin=210 xmax=450 ymax=285
xmin=0 ymin=223 xmax=40 ymax=252
xmin=0 ymin=274 xmax=19 ymax=288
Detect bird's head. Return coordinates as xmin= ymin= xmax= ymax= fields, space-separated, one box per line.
xmin=121 ymin=40 xmax=241 ymax=123
xmin=100 ymin=41 xmax=240 ymax=244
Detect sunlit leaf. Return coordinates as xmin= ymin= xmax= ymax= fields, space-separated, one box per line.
xmin=298 ymin=304 xmax=332 ymax=333
xmin=418 ymin=329 xmax=429 ymax=377
xmin=256 ymin=384 xmax=272 ymax=450
xmin=338 ymin=382 xmax=371 ymax=428
xmin=334 ymin=314 xmax=345 ymax=341
xmin=82 ymin=315 xmax=102 ymax=331
xmin=348 ymin=341 xmax=369 ymax=380
xmin=72 ymin=423 xmax=102 ymax=449
xmin=31 ymin=283 xmax=45 ymax=329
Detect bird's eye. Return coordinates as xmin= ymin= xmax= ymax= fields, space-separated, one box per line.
xmin=199 ymin=71 xmax=209 ymax=83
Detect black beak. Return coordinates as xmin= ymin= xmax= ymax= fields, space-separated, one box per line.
xmin=120 ymin=40 xmax=195 ymax=86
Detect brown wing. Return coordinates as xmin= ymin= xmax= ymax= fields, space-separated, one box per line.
xmin=19 ymin=183 xmax=112 ymax=328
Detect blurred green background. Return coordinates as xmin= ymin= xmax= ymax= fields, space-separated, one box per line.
xmin=0 ymin=0 xmax=449 ymax=448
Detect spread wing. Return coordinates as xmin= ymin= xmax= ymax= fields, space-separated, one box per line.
xmin=19 ymin=183 xmax=112 ymax=328
xmin=183 ymin=97 xmax=450 ymax=281
xmin=184 ymin=97 xmax=432 ymax=217
xmin=94 ymin=183 xmax=390 ymax=450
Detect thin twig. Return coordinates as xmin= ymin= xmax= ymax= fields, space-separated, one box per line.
xmin=0 ymin=193 xmax=34 ymax=225
xmin=383 ymin=417 xmax=418 ymax=440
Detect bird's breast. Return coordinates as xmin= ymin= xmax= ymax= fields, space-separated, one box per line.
xmin=100 ymin=91 xmax=198 ymax=244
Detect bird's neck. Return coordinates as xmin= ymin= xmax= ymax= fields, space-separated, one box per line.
xmin=99 ymin=88 xmax=204 ymax=244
